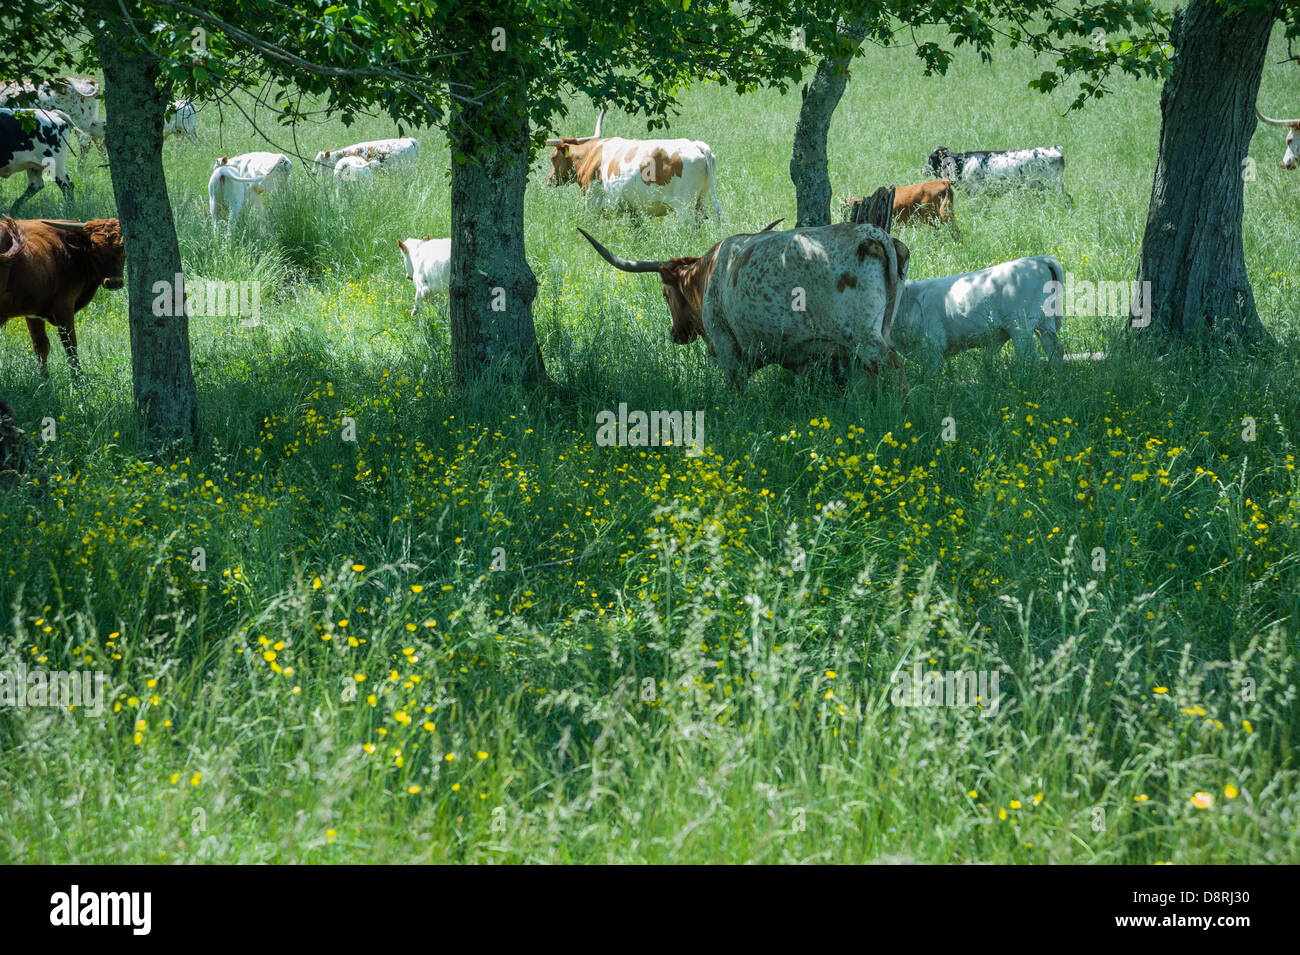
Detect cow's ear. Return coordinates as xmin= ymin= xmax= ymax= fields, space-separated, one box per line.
xmin=891 ymin=237 xmax=910 ymax=279
xmin=423 ymin=235 xmax=430 ymax=241
xmin=397 ymin=240 xmax=407 ymax=252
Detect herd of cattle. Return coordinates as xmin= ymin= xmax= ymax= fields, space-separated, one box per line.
xmin=1 ymin=80 xmax=1298 ymax=386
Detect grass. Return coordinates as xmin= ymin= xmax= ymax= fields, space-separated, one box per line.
xmin=1 ymin=23 xmax=1299 ymax=863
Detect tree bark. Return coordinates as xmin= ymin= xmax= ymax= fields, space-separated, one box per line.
xmin=92 ymin=7 xmax=198 ymax=447
xmin=790 ymin=17 xmax=869 ymax=228
xmin=447 ymin=75 xmax=545 ymax=393
xmin=1134 ymin=0 xmax=1279 ymax=345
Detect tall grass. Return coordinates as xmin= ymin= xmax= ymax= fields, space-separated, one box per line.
xmin=1 ymin=23 xmax=1298 ymax=863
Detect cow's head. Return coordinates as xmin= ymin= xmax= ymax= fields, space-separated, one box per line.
xmin=578 ymin=219 xmax=784 ymax=346
xmin=1257 ymin=108 xmax=1299 ymax=169
xmin=544 ymin=108 xmax=606 ymax=186
xmin=927 ymin=147 xmax=959 ymax=180
xmin=396 ymin=236 xmax=433 ymax=281
xmin=44 ymin=218 xmax=125 ymax=289
xmin=545 ymin=138 xmax=599 ymax=186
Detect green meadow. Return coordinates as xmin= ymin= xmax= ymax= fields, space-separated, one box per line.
xmin=1 ymin=25 xmax=1298 ymax=862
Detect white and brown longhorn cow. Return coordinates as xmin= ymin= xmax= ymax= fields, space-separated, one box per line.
xmin=1257 ymin=107 xmax=1298 ymax=170
xmin=546 ymin=110 xmax=723 ymax=220
xmin=578 ymin=192 xmax=909 ymax=390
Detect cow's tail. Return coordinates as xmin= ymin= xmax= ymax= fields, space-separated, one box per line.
xmin=218 ymin=169 xmax=266 ymax=184
xmin=705 ymin=147 xmax=722 ymax=222
xmin=1044 ymin=256 xmax=1065 ymax=335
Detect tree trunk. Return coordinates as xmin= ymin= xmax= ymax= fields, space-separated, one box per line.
xmin=447 ymin=78 xmax=545 ymax=393
xmin=790 ymin=18 xmax=869 ymax=227
xmin=92 ymin=9 xmax=198 ymax=447
xmin=1133 ymin=0 xmax=1279 ymax=345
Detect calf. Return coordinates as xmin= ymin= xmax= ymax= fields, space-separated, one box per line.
xmin=892 ymin=255 xmax=1064 ymax=370
xmin=927 ymin=146 xmax=1070 ymax=201
xmin=579 ymin=202 xmax=909 ymax=390
xmin=314 ymin=137 xmax=418 ymax=174
xmin=164 ymin=99 xmax=199 ymax=144
xmin=208 ymin=152 xmax=292 ymax=225
xmin=0 ymin=217 xmax=124 ymax=372
xmin=396 ymin=236 xmax=451 ymax=318
xmin=0 ymin=108 xmax=74 ymax=214
xmin=0 ymin=77 xmax=104 ymax=146
xmin=334 ymin=155 xmax=380 ymax=183
xmin=846 ymin=180 xmax=960 ymax=239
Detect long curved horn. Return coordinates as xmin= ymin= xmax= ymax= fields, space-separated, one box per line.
xmin=758 ymin=218 xmax=784 ymax=233
xmin=41 ymin=219 xmax=85 ymax=231
xmin=1257 ymin=107 xmax=1300 ymax=126
xmin=593 ymin=106 xmax=606 ymax=138
xmin=577 ymin=228 xmax=663 ymax=273
xmin=545 ymin=138 xmax=565 ymax=146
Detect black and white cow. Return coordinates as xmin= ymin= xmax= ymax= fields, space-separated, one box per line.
xmin=0 ymin=108 xmax=74 ymax=214
xmin=0 ymin=78 xmax=104 ymax=147
xmin=927 ymin=145 xmax=1071 ymax=202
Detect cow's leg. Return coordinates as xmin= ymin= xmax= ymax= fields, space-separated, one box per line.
xmin=709 ymin=332 xmax=748 ymax=390
xmin=850 ymin=337 xmax=895 ymax=395
xmin=9 ymin=170 xmax=45 ymax=215
xmin=227 ymin=186 xmax=245 ymax=226
xmin=55 ymin=317 xmax=81 ymax=374
xmin=1036 ymin=323 xmax=1063 ymax=364
xmin=25 ymin=318 xmax=51 ymax=373
xmin=1011 ymin=328 xmax=1039 ymax=364
xmin=56 ymin=175 xmax=74 ymax=203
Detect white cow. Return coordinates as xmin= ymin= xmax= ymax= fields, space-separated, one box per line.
xmin=313 ymin=137 xmax=418 ymax=173
xmin=207 ymin=152 xmax=292 ymax=225
xmin=396 ymin=237 xmax=451 ymax=318
xmin=547 ymin=127 xmax=723 ymax=220
xmin=892 ymin=255 xmax=1064 ymax=369
xmin=0 ymin=77 xmax=104 ymax=146
xmin=164 ymin=99 xmax=199 ymax=144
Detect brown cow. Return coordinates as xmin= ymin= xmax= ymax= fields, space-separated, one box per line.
xmin=0 ymin=217 xmax=124 ymax=373
xmin=844 ymin=180 xmax=960 ymax=240
xmin=0 ymin=215 xmax=25 ymax=293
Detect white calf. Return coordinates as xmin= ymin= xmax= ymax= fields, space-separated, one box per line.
xmin=892 ymin=255 xmax=1064 ymax=369
xmin=334 ymin=155 xmax=379 ymax=183
xmin=164 ymin=99 xmax=199 ymax=144
xmin=397 ymin=237 xmax=451 ymax=318
xmin=208 ymin=152 xmax=292 ymax=225
xmin=314 ymin=137 xmax=418 ymax=174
